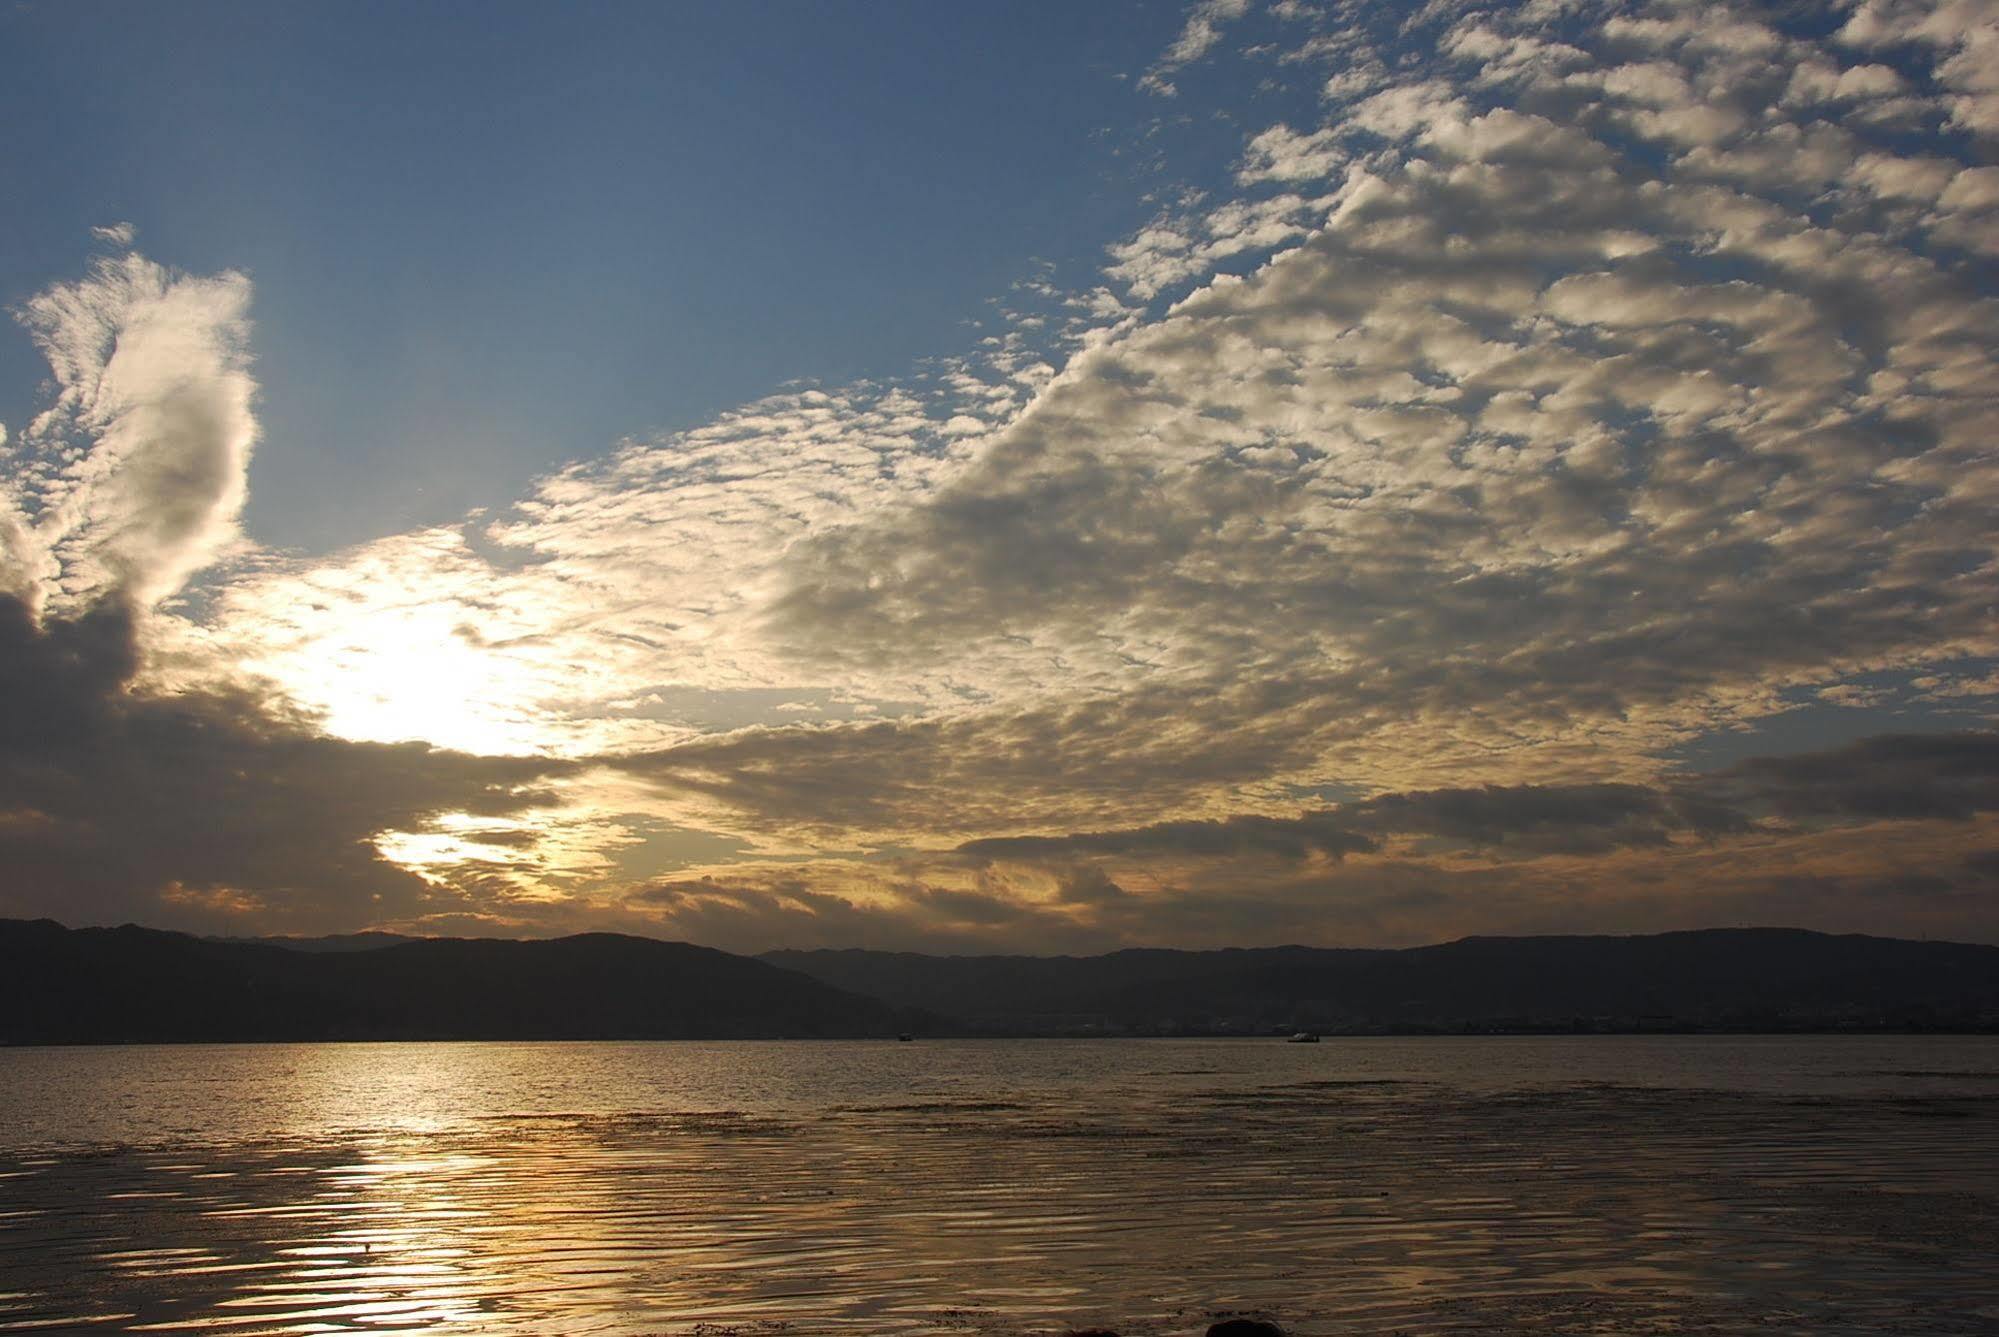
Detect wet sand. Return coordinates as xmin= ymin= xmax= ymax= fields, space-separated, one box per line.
xmin=1 ymin=1039 xmax=1995 ymax=1334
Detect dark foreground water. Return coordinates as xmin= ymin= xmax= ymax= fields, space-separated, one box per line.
xmin=1 ymin=1037 xmax=1996 ymax=1336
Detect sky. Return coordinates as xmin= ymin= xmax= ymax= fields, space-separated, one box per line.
xmin=1 ymin=0 xmax=1995 ymax=953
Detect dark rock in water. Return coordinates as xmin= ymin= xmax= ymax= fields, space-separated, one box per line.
xmin=1207 ymin=1321 xmax=1285 ymax=1337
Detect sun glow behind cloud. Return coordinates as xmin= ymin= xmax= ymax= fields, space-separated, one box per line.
xmin=239 ymin=587 xmax=557 ymax=758
xmin=374 ymin=814 xmax=580 ymax=904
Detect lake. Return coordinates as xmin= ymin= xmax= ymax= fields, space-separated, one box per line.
xmin=2 ymin=1036 xmax=1996 ymax=1334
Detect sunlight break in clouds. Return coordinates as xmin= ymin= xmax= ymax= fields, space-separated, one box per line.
xmin=2 ymin=0 xmax=1997 ymax=949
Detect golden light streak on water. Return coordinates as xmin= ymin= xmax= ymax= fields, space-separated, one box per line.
xmin=0 ymin=1039 xmax=1995 ymax=1334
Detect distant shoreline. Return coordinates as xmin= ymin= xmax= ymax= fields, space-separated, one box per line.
xmin=8 ymin=1025 xmax=1999 ymax=1049
xmin=7 ymin=919 xmax=1996 ymax=1045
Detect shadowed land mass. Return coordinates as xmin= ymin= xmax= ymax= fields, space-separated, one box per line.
xmin=767 ymin=928 xmax=1999 ymax=1035
xmin=0 ymin=919 xmax=918 ymax=1043
xmin=5 ymin=919 xmax=1996 ymax=1044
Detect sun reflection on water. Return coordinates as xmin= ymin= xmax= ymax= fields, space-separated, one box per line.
xmin=3 ymin=1041 xmax=1998 ymax=1334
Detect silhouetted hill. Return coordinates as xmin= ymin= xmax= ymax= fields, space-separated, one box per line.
xmin=765 ymin=929 xmax=1999 ymax=1034
xmin=0 ymin=920 xmax=919 ymax=1043
xmin=11 ymin=920 xmax=1992 ymax=1043
xmin=209 ymin=931 xmax=420 ymax=953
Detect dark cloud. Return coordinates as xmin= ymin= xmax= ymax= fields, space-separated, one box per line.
xmin=610 ymin=679 xmax=1342 ymax=839
xmin=1346 ymin=782 xmax=1729 ymax=856
xmin=946 ymin=734 xmax=1999 ymax=868
xmin=1707 ymin=732 xmax=1999 ymax=825
xmin=602 ymin=725 xmax=1999 ymax=956
xmin=1054 ymin=865 xmax=1132 ymax=907
xmin=952 ymin=781 xmax=1728 ymax=866
xmin=961 ymin=809 xmax=1376 ymax=862
xmin=0 ymin=596 xmax=137 ymax=750
xmin=0 ymin=596 xmax=570 ymax=931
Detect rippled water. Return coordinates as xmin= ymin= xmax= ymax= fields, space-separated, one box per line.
xmin=2 ymin=1036 xmax=1996 ymax=1335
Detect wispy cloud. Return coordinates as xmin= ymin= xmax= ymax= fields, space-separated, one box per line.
xmin=1140 ymin=0 xmax=1253 ymax=96
xmin=3 ymin=253 xmax=256 ymax=618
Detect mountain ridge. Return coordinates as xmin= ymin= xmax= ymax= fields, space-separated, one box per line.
xmin=764 ymin=927 xmax=1999 ymax=1035
xmin=0 ymin=919 xmax=920 ymax=1043
xmin=6 ymin=920 xmax=1994 ymax=1042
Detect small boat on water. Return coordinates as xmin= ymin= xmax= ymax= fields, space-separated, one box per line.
xmin=1288 ymin=1031 xmax=1320 ymax=1043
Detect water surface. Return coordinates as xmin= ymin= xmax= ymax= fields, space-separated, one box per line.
xmin=3 ymin=1036 xmax=1996 ymax=1334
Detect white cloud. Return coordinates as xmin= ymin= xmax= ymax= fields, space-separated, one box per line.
xmin=1237 ymin=124 xmax=1347 ymax=183
xmin=2 ymin=253 xmax=257 ymax=619
xmin=1140 ymin=0 xmax=1253 ymax=96
xmin=1941 ymin=165 xmax=1999 ymax=209
xmin=1837 ymin=0 xmax=1999 ymax=136
xmin=162 ymin=381 xmax=979 ymax=759
xmin=732 ymin=0 xmax=1999 ymax=839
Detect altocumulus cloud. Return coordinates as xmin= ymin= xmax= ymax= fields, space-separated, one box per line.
xmin=3 ymin=0 xmax=1997 ymax=947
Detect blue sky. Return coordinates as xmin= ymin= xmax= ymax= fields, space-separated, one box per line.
xmin=2 ymin=0 xmax=1997 ymax=951
xmin=2 ymin=1 xmax=1201 ymax=549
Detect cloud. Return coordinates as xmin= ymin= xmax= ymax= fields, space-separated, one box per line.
xmin=609 ymin=730 xmax=1999 ymax=954
xmin=1837 ymin=0 xmax=1999 ymax=136
xmin=1237 ymin=125 xmax=1347 ymax=183
xmin=1707 ymin=731 xmax=1999 ymax=825
xmin=3 ymin=252 xmax=256 ymax=618
xmin=0 ymin=593 xmax=572 ymax=932
xmin=167 ymin=381 xmax=975 ymax=757
xmin=1141 ymin=0 xmax=1253 ymax=96
xmin=952 ymin=779 xmax=1736 ymax=870
xmin=959 ymin=731 xmax=1996 ymax=858
xmin=749 ymin=0 xmax=1999 ymax=826
xmin=961 ymin=810 xmax=1375 ymax=863
xmin=953 ymin=733 xmax=1999 ymax=873
xmin=1343 ymin=782 xmax=1742 ymax=856
xmin=601 ymin=676 xmax=1368 ymax=846
xmin=8 ymin=4 xmax=1999 ymax=949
